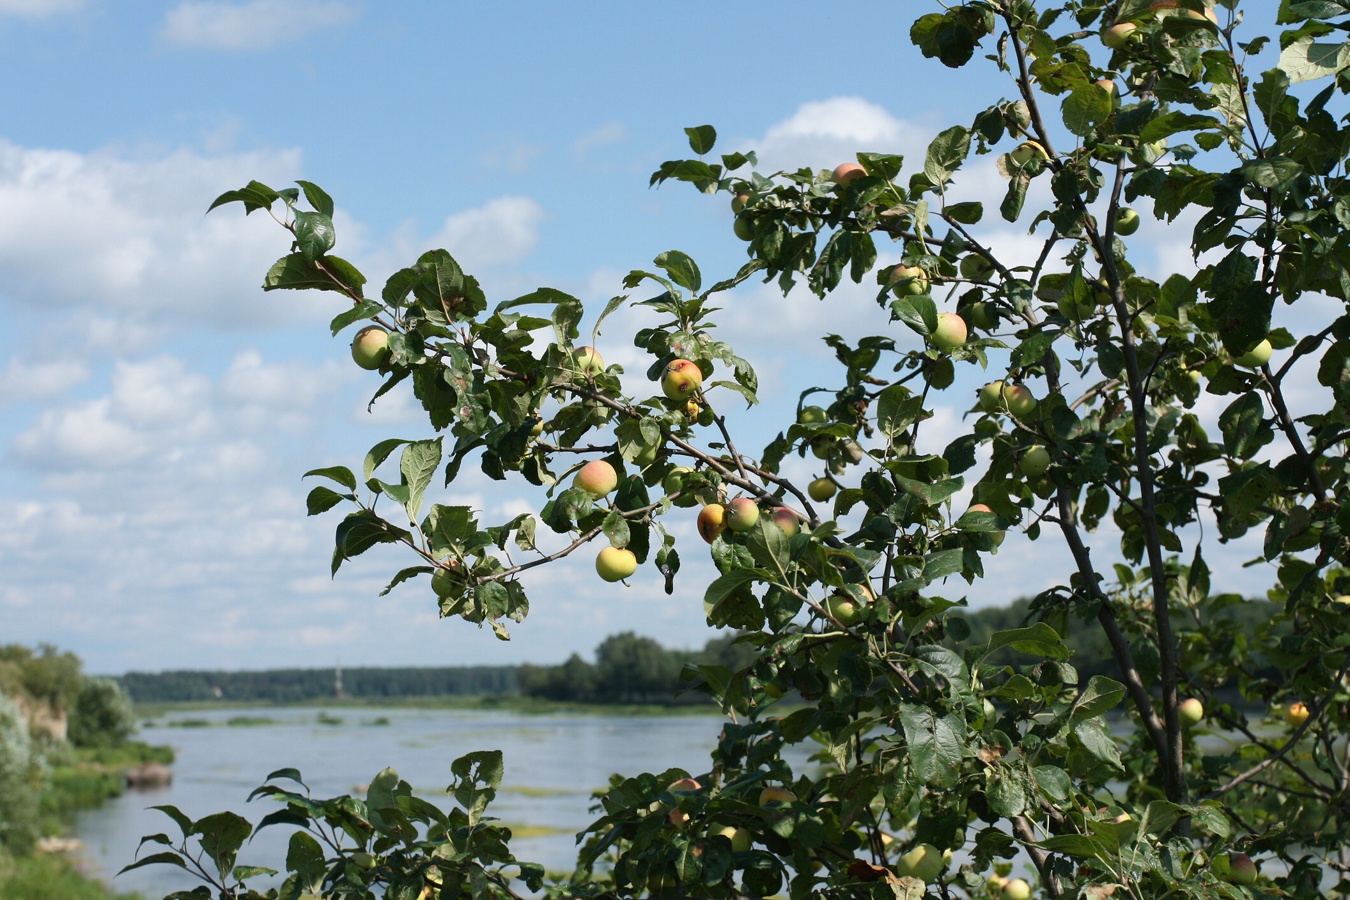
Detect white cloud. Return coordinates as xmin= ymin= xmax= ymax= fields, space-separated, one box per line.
xmin=749 ymin=96 xmax=933 ymax=174
xmin=425 ymin=197 xmax=545 ymax=269
xmin=572 ymin=121 xmax=629 ymax=162
xmin=0 ymin=356 xmax=88 ymax=404
xmin=0 ymin=0 xmax=81 ymax=17
xmin=161 ymin=0 xmax=359 ymax=51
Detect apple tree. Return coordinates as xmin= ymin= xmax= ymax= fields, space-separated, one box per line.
xmin=132 ymin=0 xmax=1350 ymax=897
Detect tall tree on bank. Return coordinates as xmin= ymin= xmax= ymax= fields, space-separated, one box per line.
xmin=136 ymin=2 xmax=1350 ymax=898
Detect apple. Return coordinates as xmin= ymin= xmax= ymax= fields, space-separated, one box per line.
xmin=1179 ymin=697 xmax=1204 ymax=725
xmin=1001 ymin=877 xmax=1032 ymax=900
xmin=967 ymin=503 xmax=1006 ymax=546
xmin=570 ymin=346 xmax=606 ymax=378
xmin=888 ymin=264 xmax=929 ymax=296
xmin=631 ymin=442 xmax=659 ymax=469
xmin=758 ymin=786 xmax=796 ymax=806
xmin=731 ymin=192 xmax=750 ymax=214
xmin=979 ymin=380 xmax=1006 ymax=412
xmin=725 ymin=497 xmax=761 ymax=533
xmin=932 ymin=312 xmax=968 ymax=352
xmin=770 ymin=507 xmax=800 ymax=537
xmin=1284 ymin=701 xmax=1310 ymax=727
xmin=824 ymin=593 xmax=862 ymax=627
xmin=595 ymin=546 xmax=637 ymax=583
xmin=1010 ymin=140 xmax=1049 ymax=167
xmin=430 ymin=561 xmax=460 ymax=598
xmin=810 ymin=436 xmax=833 ymax=459
xmin=1234 ymin=338 xmax=1272 ymax=368
xmin=798 ymin=405 xmax=829 ymax=425
xmin=969 ymin=301 xmax=998 ymax=331
xmin=1002 ymin=384 xmax=1038 ymax=419
xmin=1114 ymin=207 xmax=1141 ymax=236
xmin=351 ymin=325 xmax=391 ymax=370
xmin=832 ymin=162 xmax=866 ymax=186
xmin=1102 ymin=22 xmax=1138 ymax=49
xmin=1019 ymin=445 xmax=1052 ymax=479
xmin=894 ymin=843 xmax=945 ymax=882
xmin=960 ymin=254 xmax=995 ymax=280
xmin=1220 ymin=852 xmax=1258 ymax=885
xmin=713 ymin=824 xmax=751 ymax=853
xmin=1096 ymin=78 xmax=1117 ymax=97
xmin=669 ymin=777 xmax=701 ymax=793
xmin=733 ymin=215 xmax=755 ymax=241
xmin=662 ymin=358 xmax=704 ymax=402
xmin=698 ymin=504 xmax=727 ymax=543
xmin=574 ymin=459 xmax=618 ymax=498
xmin=988 ymin=874 xmax=1010 ymax=892
xmin=663 ymin=466 xmax=698 ymax=506
xmin=808 ymin=477 xmax=837 ymax=502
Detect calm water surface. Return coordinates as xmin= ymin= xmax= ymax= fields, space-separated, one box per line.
xmin=75 ymin=707 xmax=791 ymax=898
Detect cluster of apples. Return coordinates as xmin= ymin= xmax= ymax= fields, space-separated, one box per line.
xmin=987 ymin=874 xmax=1033 ymax=899
xmin=1102 ymin=0 xmax=1218 ymax=50
xmin=697 ymin=498 xmax=799 ymax=544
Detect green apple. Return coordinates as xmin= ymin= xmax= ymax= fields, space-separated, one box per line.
xmin=351 ymin=325 xmax=391 ymax=370
xmin=1115 ymin=207 xmax=1140 ymax=235
xmin=1234 ymin=338 xmax=1272 ymax=368
xmin=1179 ymin=697 xmax=1204 ymax=725
xmin=758 ymin=786 xmax=796 ymax=806
xmin=798 ymin=405 xmax=829 ymax=425
xmin=979 ymin=380 xmax=1006 ymax=412
xmin=888 ymin=264 xmax=929 ymax=296
xmin=1220 ymin=852 xmax=1258 ymax=885
xmin=824 ymin=593 xmax=862 ymax=627
xmin=932 ymin=312 xmax=968 ymax=351
xmin=1001 ymin=877 xmax=1032 ymax=900
xmin=1010 ymin=140 xmax=1049 ymax=167
xmin=712 ymin=824 xmax=751 ymax=853
xmin=631 ymin=442 xmax=659 ymax=469
xmin=595 ymin=546 xmax=637 ymax=582
xmin=730 ymin=192 xmax=750 ymax=214
xmin=1019 ymin=445 xmax=1052 ymax=478
xmin=574 ymin=460 xmax=618 ymax=498
xmin=1284 ymin=701 xmax=1310 ymax=727
xmin=969 ymin=301 xmax=998 ymax=331
xmin=697 ymin=503 xmax=727 ymax=543
xmin=832 ymin=162 xmax=865 ymax=186
xmin=810 ymin=436 xmax=833 ymax=459
xmin=725 ymin=497 xmax=761 ymax=533
xmin=571 ymin=345 xmax=605 ymax=376
xmin=733 ymin=215 xmax=755 ymax=241
xmin=663 ymin=466 xmax=699 ymax=507
xmin=430 ymin=561 xmax=461 ymax=598
xmin=1102 ymin=21 xmax=1138 ymax=48
xmin=807 ymin=477 xmax=837 ymax=502
xmin=894 ymin=843 xmax=945 ymax=882
xmin=661 ymin=358 xmax=704 ymax=402
xmin=960 ymin=254 xmax=995 ymax=280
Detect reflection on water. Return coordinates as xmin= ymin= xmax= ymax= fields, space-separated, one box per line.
xmin=76 ymin=707 xmax=794 ymax=897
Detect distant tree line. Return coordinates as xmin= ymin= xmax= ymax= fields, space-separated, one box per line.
xmin=118 ymin=664 xmax=519 ymax=704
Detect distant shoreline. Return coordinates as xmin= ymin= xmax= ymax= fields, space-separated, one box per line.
xmin=134 ymin=695 xmax=740 ymax=719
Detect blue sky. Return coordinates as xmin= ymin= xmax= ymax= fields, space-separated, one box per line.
xmin=0 ymin=0 xmax=1312 ymax=675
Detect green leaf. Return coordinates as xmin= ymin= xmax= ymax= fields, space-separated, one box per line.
xmin=305 ymin=485 xmax=349 ymax=516
xmin=898 ymin=705 xmax=965 ymax=787
xmin=987 ymin=766 xmax=1026 ymax=817
xmin=191 ymin=811 xmax=252 ymax=875
xmin=328 ymin=300 xmax=384 ymax=336
xmin=1139 ymin=112 xmax=1221 ymax=144
xmin=364 ymin=438 xmax=409 ymax=480
xmin=924 ymin=126 xmax=971 ymax=186
xmin=654 ymin=250 xmax=701 ymax=293
xmin=1219 ymin=392 xmax=1269 ymax=460
xmin=304 ymin=466 xmax=357 ymax=490
xmin=263 ymin=253 xmax=364 ymax=295
xmin=1278 ymin=35 xmax=1350 ymax=83
xmin=207 ymin=180 xmax=280 ymax=214
xmin=1061 ymin=87 xmax=1112 ymax=137
xmin=1001 ymin=174 xmax=1029 ymax=222
xmin=984 ymin=623 xmax=1071 ymax=660
xmin=296 ymin=180 xmax=334 ymax=217
xmin=399 ymin=438 xmax=442 ymax=521
xmin=450 ymin=749 xmax=503 ymax=827
xmin=1069 ymin=676 xmax=1126 ymax=725
xmin=293 ymin=210 xmax=335 ymax=262
xmin=685 ymin=124 xmax=716 ymax=154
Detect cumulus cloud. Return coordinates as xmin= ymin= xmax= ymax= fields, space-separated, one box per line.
xmin=747 ymin=96 xmax=934 ymax=174
xmin=0 ymin=356 xmax=88 ymax=404
xmin=161 ymin=0 xmax=359 ymax=51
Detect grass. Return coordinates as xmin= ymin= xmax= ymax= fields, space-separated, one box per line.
xmin=0 ymin=852 xmax=142 ymax=900
xmin=39 ymin=742 xmax=177 ymax=827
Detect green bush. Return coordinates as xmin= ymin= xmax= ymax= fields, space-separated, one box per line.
xmin=0 ymin=691 xmax=43 ymax=855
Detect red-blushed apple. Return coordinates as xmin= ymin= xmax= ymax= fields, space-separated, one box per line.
xmin=725 ymin=497 xmax=760 ymax=533
xmin=894 ymin=843 xmax=945 ymax=882
xmin=770 ymin=507 xmax=800 ymax=536
xmin=662 ymin=358 xmax=704 ymax=402
xmin=1019 ymin=445 xmax=1052 ymax=478
xmin=888 ymin=264 xmax=929 ymax=296
xmin=1002 ymin=384 xmax=1038 ymax=419
xmin=758 ymin=786 xmax=796 ymax=806
xmin=807 ymin=477 xmax=837 ymax=502
xmin=712 ymin=824 xmax=751 ymax=853
xmin=1284 ymin=701 xmax=1310 ymax=727
xmin=595 ymin=546 xmax=637 ymax=583
xmin=351 ymin=325 xmax=391 ymax=370
xmin=698 ymin=503 xmax=727 ymax=543
xmin=1220 ymin=852 xmax=1258 ymax=885
xmin=832 ymin=162 xmax=865 ymax=186
xmin=571 ymin=345 xmax=605 ymax=377
xmin=979 ymin=380 xmax=1006 ymax=412
xmin=669 ymin=777 xmax=701 ymax=793
xmin=932 ymin=312 xmax=968 ymax=351
xmin=1102 ymin=22 xmax=1138 ymax=48
xmin=1010 ymin=140 xmax=1049 ymax=166
xmin=967 ymin=503 xmax=1006 ymax=546
xmin=1179 ymin=697 xmax=1204 ymax=725
xmin=574 ymin=460 xmax=618 ymax=498
xmin=730 ymin=192 xmax=750 ymax=214
xmin=1001 ymin=877 xmax=1032 ymax=900
xmin=1115 ymin=207 xmax=1140 ymax=235
xmin=1234 ymin=338 xmax=1272 ymax=368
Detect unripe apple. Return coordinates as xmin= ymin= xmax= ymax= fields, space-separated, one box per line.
xmin=713 ymin=824 xmax=751 ymax=853
xmin=1115 ymin=207 xmax=1140 ymax=235
xmin=1001 ymin=877 xmax=1032 ymax=900
xmin=662 ymin=359 xmax=704 ymax=402
xmin=832 ymin=162 xmax=865 ymax=186
xmin=595 ymin=546 xmax=637 ymax=583
xmin=571 ymin=345 xmax=605 ymax=377
xmin=807 ymin=477 xmax=837 ymax=502
xmin=798 ymin=405 xmax=829 ymax=425
xmin=1334 ymin=594 xmax=1350 ymax=606
xmin=824 ymin=593 xmax=862 ymax=627
xmin=725 ymin=497 xmax=761 ymax=533
xmin=631 ymin=442 xmax=659 ymax=469
xmin=979 ymin=380 xmax=1006 ymax=412
xmin=574 ymin=460 xmax=618 ymax=498
xmin=770 ymin=507 xmax=800 ymax=537
xmin=960 ymin=254 xmax=995 ymax=280
xmin=894 ymin=843 xmax=945 ymax=882
xmin=663 ymin=466 xmax=699 ymax=507
xmin=1221 ymin=852 xmax=1258 ymax=885
xmin=698 ymin=504 xmax=727 ymax=543
xmin=758 ymin=786 xmax=796 ymax=806
xmin=733 ymin=215 xmax=755 ymax=241
xmin=1234 ymin=338 xmax=1272 ymax=368
xmin=1010 ymin=140 xmax=1049 ymax=167
xmin=969 ymin=301 xmax=998 ymax=331
xmin=1102 ymin=22 xmax=1138 ymax=49
xmin=1002 ymin=384 xmax=1038 ymax=419
xmin=810 ymin=436 xmax=833 ymax=459
xmin=1179 ymin=697 xmax=1204 ymax=725
xmin=988 ymin=874 xmax=1009 ymax=892
xmin=351 ymin=325 xmax=391 ymax=370
xmin=730 ymin=192 xmax=750 ymax=214
xmin=932 ymin=312 xmax=968 ymax=352
xmin=888 ymin=264 xmax=929 ymax=296
xmin=430 ymin=561 xmax=461 ymax=598
xmin=967 ymin=503 xmax=1006 ymax=546
xmin=1284 ymin=701 xmax=1310 ymax=727
xmin=1019 ymin=445 xmax=1052 ymax=478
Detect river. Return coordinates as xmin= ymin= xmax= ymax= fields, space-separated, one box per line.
xmin=75 ymin=706 xmax=790 ymax=898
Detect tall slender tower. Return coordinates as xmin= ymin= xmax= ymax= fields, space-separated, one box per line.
xmin=334 ymin=658 xmax=345 ymax=700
